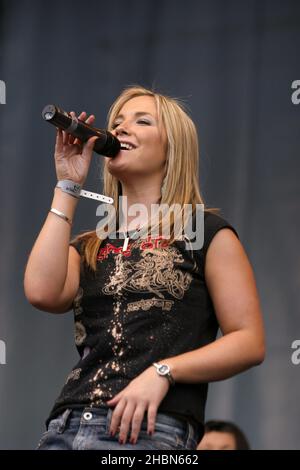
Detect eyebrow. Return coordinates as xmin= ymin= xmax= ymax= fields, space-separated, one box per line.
xmin=114 ymin=111 xmax=155 ymax=120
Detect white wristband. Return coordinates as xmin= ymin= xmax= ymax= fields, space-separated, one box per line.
xmin=56 ymin=180 xmax=82 ymax=198
xmin=79 ymin=189 xmax=113 ymax=204
xmin=56 ymin=180 xmax=113 ymax=204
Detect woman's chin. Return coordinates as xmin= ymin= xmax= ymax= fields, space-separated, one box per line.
xmin=107 ymin=156 xmax=131 ymax=177
xmin=107 ymin=149 xmax=137 ymax=169
xmin=108 ymin=150 xmax=128 ymax=165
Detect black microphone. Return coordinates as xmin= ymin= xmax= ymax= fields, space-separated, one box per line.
xmin=42 ymin=104 xmax=120 ymax=157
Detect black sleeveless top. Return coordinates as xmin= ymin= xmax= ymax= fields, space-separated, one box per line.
xmin=46 ymin=211 xmax=239 ymax=438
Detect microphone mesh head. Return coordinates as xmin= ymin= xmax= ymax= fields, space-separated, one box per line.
xmin=42 ymin=104 xmax=57 ymax=121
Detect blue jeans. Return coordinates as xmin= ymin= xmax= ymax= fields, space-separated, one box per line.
xmin=37 ymin=407 xmax=201 ymax=450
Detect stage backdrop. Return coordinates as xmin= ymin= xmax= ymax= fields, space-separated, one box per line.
xmin=0 ymin=0 xmax=299 ymax=449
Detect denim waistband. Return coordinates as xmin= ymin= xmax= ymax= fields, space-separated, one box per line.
xmin=51 ymin=406 xmax=200 ymax=440
xmin=76 ymin=407 xmax=188 ymax=431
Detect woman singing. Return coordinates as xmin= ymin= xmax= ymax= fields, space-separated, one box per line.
xmin=24 ymin=85 xmax=265 ymax=450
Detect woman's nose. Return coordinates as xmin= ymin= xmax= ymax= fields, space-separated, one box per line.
xmin=116 ymin=124 xmax=130 ymax=136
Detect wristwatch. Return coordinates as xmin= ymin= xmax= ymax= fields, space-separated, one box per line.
xmin=152 ymin=362 xmax=175 ymax=386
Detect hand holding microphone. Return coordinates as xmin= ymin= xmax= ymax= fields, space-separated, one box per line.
xmin=42 ymin=104 xmax=118 ymax=200
xmin=42 ymin=104 xmax=120 ymax=158
xmin=53 ymin=111 xmax=99 ymax=186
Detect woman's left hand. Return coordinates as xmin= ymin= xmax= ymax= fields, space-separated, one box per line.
xmin=106 ymin=365 xmax=170 ymax=445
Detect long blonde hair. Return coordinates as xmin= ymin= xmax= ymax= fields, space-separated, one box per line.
xmin=72 ymin=85 xmax=219 ymax=271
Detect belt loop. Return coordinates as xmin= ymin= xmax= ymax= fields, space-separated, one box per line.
xmin=187 ymin=421 xmax=199 ymax=449
xmin=106 ymin=408 xmax=113 ymax=434
xmin=57 ymin=408 xmax=72 ymax=434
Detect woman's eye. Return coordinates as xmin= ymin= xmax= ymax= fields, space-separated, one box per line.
xmin=111 ymin=119 xmax=151 ymax=129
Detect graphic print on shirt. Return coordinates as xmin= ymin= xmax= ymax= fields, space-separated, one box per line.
xmin=73 ymin=286 xmax=87 ymax=347
xmin=87 ymin=237 xmax=193 ymax=405
xmin=102 ymin=241 xmax=193 ymax=301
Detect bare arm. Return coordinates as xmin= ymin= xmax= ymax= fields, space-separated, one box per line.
xmin=163 ymin=228 xmax=266 ymax=382
xmin=24 ymin=111 xmax=97 ymax=313
xmin=24 ymin=188 xmax=80 ymax=313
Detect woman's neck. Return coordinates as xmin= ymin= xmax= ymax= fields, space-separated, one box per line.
xmin=118 ymin=181 xmax=162 ymax=232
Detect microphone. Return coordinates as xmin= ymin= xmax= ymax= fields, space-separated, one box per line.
xmin=42 ymin=104 xmax=120 ymax=157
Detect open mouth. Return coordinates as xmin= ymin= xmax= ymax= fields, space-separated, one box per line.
xmin=120 ymin=142 xmax=136 ymax=151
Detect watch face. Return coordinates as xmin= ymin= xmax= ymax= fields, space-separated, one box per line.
xmin=158 ymin=365 xmax=169 ymax=375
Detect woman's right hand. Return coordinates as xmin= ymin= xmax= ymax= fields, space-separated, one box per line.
xmin=54 ymin=111 xmax=98 ymax=185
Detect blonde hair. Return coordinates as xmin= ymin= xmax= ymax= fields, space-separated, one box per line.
xmin=72 ymin=85 xmax=219 ymax=271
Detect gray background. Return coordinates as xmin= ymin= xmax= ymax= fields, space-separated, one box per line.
xmin=0 ymin=0 xmax=299 ymax=449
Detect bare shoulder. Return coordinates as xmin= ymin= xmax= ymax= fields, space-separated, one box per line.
xmin=205 ymin=227 xmax=245 ymax=269
xmin=204 ymin=228 xmax=263 ymax=334
xmin=204 ymin=227 xmax=254 ymax=295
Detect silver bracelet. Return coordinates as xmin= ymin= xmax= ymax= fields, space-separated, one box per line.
xmin=50 ymin=207 xmax=72 ymax=226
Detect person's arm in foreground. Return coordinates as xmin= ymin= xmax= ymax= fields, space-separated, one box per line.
xmin=24 ymin=112 xmax=97 ymax=313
